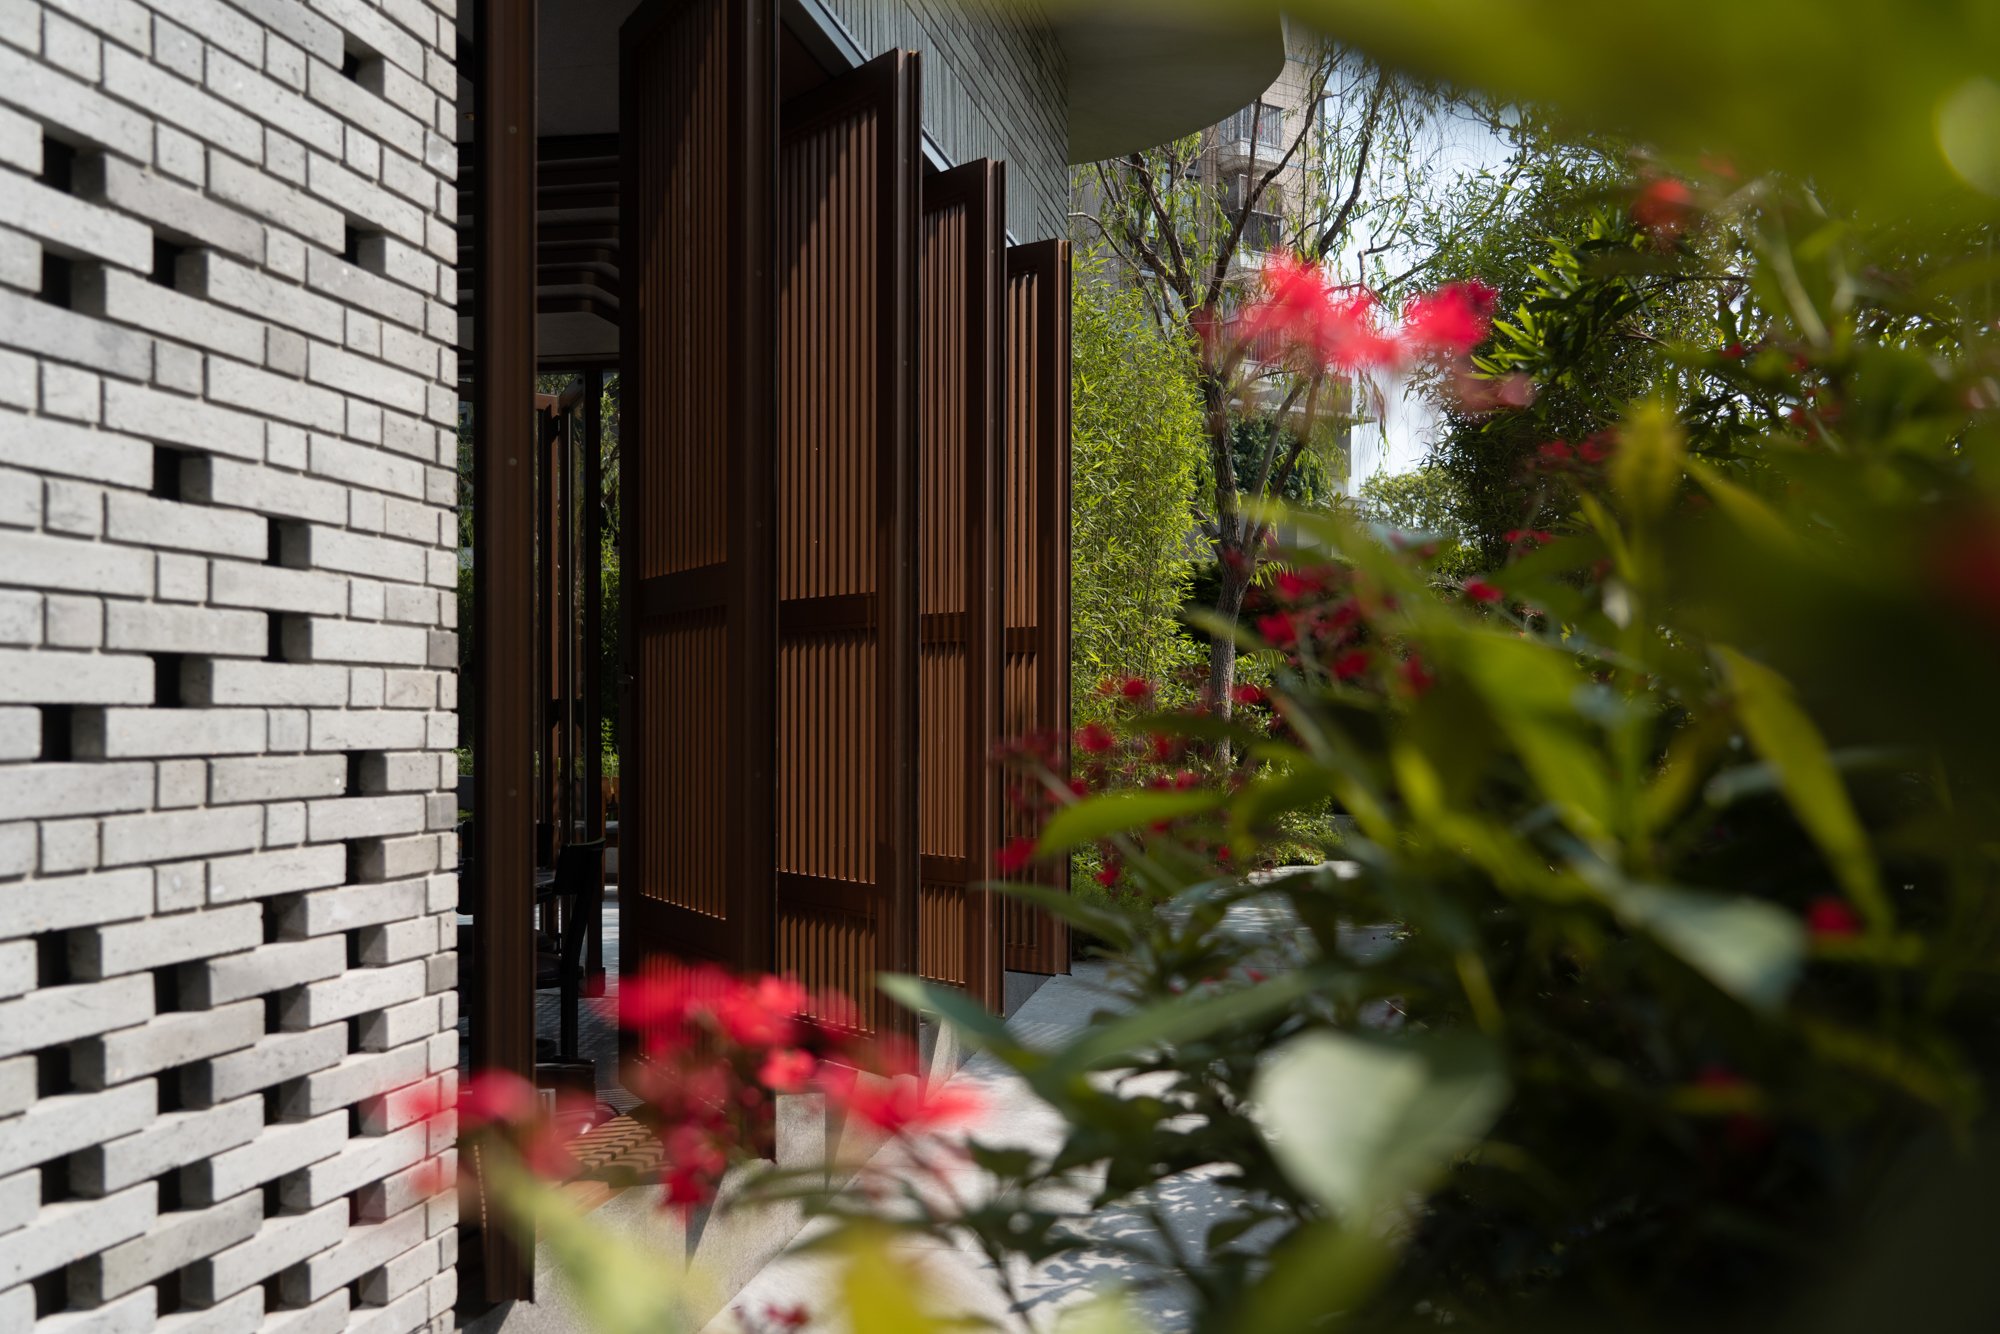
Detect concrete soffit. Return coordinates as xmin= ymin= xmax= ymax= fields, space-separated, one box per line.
xmin=1054 ymin=2 xmax=1286 ymax=164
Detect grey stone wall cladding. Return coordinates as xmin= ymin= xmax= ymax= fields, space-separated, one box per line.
xmin=827 ymin=0 xmax=1068 ymax=241
xmin=0 ymin=0 xmax=461 ymax=1329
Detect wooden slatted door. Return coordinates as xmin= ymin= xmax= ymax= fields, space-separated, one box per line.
xmin=618 ymin=0 xmax=777 ymax=980
xmin=916 ymin=162 xmax=1006 ymax=1011
xmin=774 ymin=52 xmax=922 ymax=1037
xmin=1002 ymin=240 xmax=1073 ymax=976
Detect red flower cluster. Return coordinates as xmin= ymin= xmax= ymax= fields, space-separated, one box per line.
xmin=1227 ymin=254 xmax=1500 ymax=378
xmin=1633 ymin=177 xmax=1697 ymax=241
xmin=1804 ymin=896 xmax=1863 ymax=940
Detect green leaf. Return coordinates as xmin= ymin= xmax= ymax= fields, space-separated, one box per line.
xmin=1041 ymin=969 xmax=1323 ymax=1082
xmin=983 ymin=880 xmax=1137 ymax=953
xmin=1036 ymin=789 xmax=1224 ymax=855
xmin=878 ymin=973 xmax=1021 ymax=1057
xmin=1717 ymin=645 xmax=1889 ymax=929
xmin=1252 ymin=1030 xmax=1509 ymax=1219
xmin=1611 ymin=882 xmax=1806 ymax=1011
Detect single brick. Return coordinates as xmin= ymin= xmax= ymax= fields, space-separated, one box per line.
xmin=0 ymin=648 xmax=152 ymax=706
xmin=306 ymin=708 xmax=428 ymax=752
xmin=183 ymin=455 xmax=347 ymax=524
xmin=205 ymin=843 xmax=347 ymax=903
xmin=186 ymin=657 xmax=349 ymax=707
xmin=0 ymin=760 xmax=152 ymax=819
xmin=356 ymin=995 xmax=440 ymax=1055
xmin=355 ymin=915 xmax=436 ymax=967
xmin=304 ymin=793 xmax=424 ymax=842
xmin=105 ymin=491 xmax=270 ymax=559
xmin=350 ymin=832 xmax=439 ymax=881
xmin=207 ymin=754 xmax=347 ymax=805
xmin=0 ymin=867 xmax=152 ymax=937
xmin=104 ymin=602 xmax=268 ymax=657
xmin=283 ymin=618 xmax=428 ymax=668
xmin=281 ymin=878 xmax=426 ymax=938
xmin=208 ymin=561 xmax=349 ymax=617
xmin=100 ymin=805 xmax=263 ymax=867
xmin=283 ymin=524 xmax=428 ymax=584
xmin=74 ymin=707 xmax=268 ymax=759
xmin=0 ymin=530 xmax=153 ymax=598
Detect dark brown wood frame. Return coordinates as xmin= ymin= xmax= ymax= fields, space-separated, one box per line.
xmin=916 ymin=159 xmax=1007 ymax=1010
xmin=771 ymin=50 xmax=922 ymax=1039
xmin=618 ymin=0 xmax=780 ymax=982
xmin=1002 ymin=239 xmax=1073 ymax=976
xmin=470 ymin=0 xmax=536 ymax=1303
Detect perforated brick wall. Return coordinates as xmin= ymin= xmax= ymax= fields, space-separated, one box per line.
xmin=0 ymin=0 xmax=461 ymax=1330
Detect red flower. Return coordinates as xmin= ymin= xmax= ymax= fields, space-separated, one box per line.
xmin=1504 ymin=529 xmax=1554 ymax=547
xmin=1230 ymin=683 xmax=1266 ymax=707
xmin=1400 ymin=281 xmax=1498 ymax=357
xmin=1332 ymin=649 xmax=1369 ymax=681
xmin=1117 ymin=675 xmax=1152 ymax=700
xmin=995 ymin=835 xmax=1037 ymax=874
xmin=1805 ymin=896 xmax=1863 ymax=939
xmin=759 ymin=1047 xmax=818 ymax=1093
xmin=1463 ymin=578 xmax=1503 ymax=604
xmin=714 ymin=976 xmax=806 ymax=1048
xmin=1094 ymin=860 xmax=1120 ymax=887
xmin=1273 ymin=569 xmax=1318 ymax=602
xmin=1633 ymin=177 xmax=1696 ymax=238
xmin=1237 ymin=252 xmax=1402 ymax=373
xmin=1256 ymin=612 xmax=1298 ymax=649
xmin=1721 ymin=342 xmax=1747 ymax=359
xmin=1537 ymin=441 xmax=1574 ymax=466
xmin=826 ymin=1072 xmax=983 ymax=1137
xmin=458 ymin=1070 xmax=536 ymax=1130
xmin=1576 ymin=434 xmax=1614 ymax=464
xmin=1075 ymin=721 xmax=1116 ymax=755
xmin=765 ymin=1306 xmax=811 ymax=1332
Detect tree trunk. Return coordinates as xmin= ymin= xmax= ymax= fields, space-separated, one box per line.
xmin=1208 ymin=560 xmax=1250 ymax=762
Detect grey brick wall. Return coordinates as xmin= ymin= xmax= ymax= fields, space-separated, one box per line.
xmin=0 ymin=0 xmax=460 ymax=1329
xmin=822 ymin=0 xmax=1069 ymax=242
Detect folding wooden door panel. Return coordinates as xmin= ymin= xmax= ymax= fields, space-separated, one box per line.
xmin=618 ymin=0 xmax=777 ymax=977
xmin=774 ymin=52 xmax=922 ymax=1037
xmin=915 ymin=162 xmax=1006 ymax=1011
xmin=1002 ymin=240 xmax=1073 ymax=976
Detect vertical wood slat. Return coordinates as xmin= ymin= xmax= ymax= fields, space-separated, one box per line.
xmin=916 ymin=160 xmax=1006 ymax=1010
xmin=1002 ymin=239 xmax=1072 ymax=976
xmin=774 ymin=51 xmax=921 ymax=1038
xmin=618 ymin=0 xmax=778 ymax=995
xmin=471 ymin=0 xmax=537 ymax=1303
